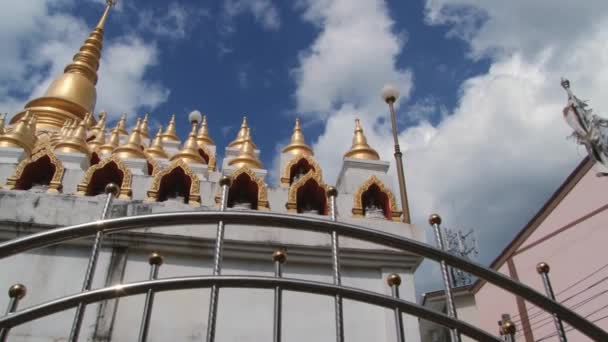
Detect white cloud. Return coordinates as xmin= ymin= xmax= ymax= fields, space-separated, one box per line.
xmin=135 ymin=2 xmax=207 ymax=40
xmin=0 ymin=1 xmax=169 ymax=121
xmin=223 ymin=0 xmax=281 ymax=32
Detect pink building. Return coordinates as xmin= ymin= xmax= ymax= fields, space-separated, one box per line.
xmin=472 ymin=156 xmax=608 ymax=341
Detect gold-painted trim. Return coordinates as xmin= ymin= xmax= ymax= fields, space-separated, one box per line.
xmin=280 ymin=155 xmax=323 ymax=188
xmin=144 ymin=154 xmax=160 ymax=176
xmin=198 ymin=143 xmax=217 ymax=171
xmin=352 ymin=175 xmax=401 ymax=221
xmin=146 ymin=159 xmax=201 ymax=206
xmin=5 ymin=149 xmax=65 ymax=193
xmin=214 ymin=167 xmax=269 ymax=210
xmin=76 ymin=156 xmax=132 ymax=199
xmin=285 ymin=170 xmax=328 ymax=214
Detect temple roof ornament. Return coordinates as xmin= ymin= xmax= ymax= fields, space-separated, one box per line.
xmin=0 ymin=111 xmax=36 ymax=154
xmin=228 ymin=116 xmax=249 ymax=149
xmin=344 ymin=119 xmax=380 ymax=161
xmin=170 ymin=123 xmax=206 ymax=164
xmin=228 ymin=135 xmax=263 ymax=169
xmin=140 ymin=114 xmax=151 ymax=139
xmin=54 ymin=117 xmax=90 ymax=157
xmin=196 ymin=115 xmax=215 ymax=146
xmin=161 ymin=114 xmax=180 ymax=143
xmin=88 ymin=127 xmax=106 ymax=152
xmin=98 ymin=126 xmax=120 ymax=156
xmin=9 ymin=0 xmax=117 ymax=130
xmin=282 ymin=118 xmax=313 ymax=157
xmin=113 ymin=118 xmax=146 ymax=160
xmin=146 ymin=127 xmax=169 ymax=159
xmin=90 ymin=112 xmax=106 ymax=137
xmin=113 ymin=114 xmax=128 ymax=136
xmin=562 ymin=78 xmax=608 ymax=176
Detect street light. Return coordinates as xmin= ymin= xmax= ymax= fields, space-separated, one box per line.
xmin=189 ymin=110 xmax=203 ymax=124
xmin=381 ymin=84 xmax=410 ymax=223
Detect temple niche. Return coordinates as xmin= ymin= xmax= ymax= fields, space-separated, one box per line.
xmin=352 ymin=176 xmax=401 ymax=221
xmin=146 ymin=160 xmax=201 ymax=206
xmin=286 ymin=172 xmax=328 ymax=215
xmin=220 ymin=167 xmax=269 ymax=210
xmin=77 ymin=156 xmax=132 ymax=199
xmin=5 ymin=150 xmax=64 ymax=193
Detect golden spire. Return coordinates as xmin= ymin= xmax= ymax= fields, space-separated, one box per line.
xmin=196 ymin=115 xmax=215 ymax=146
xmin=88 ymin=127 xmax=106 ymax=152
xmin=113 ymin=114 xmax=128 ymax=136
xmin=282 ymin=118 xmax=313 ymax=156
xmin=0 ymin=111 xmax=35 ymax=154
xmin=98 ymin=125 xmax=120 ymax=156
xmin=161 ymin=114 xmax=180 ymax=142
xmin=51 ymin=120 xmax=71 ymax=145
xmin=54 ymin=119 xmax=91 ymax=156
xmin=113 ymin=118 xmax=146 ymax=160
xmin=228 ymin=139 xmax=263 ymax=169
xmin=146 ymin=127 xmax=169 ymax=159
xmin=10 ymin=1 xmax=117 ymax=130
xmin=140 ymin=113 xmax=151 ymax=139
xmin=170 ymin=123 xmax=205 ymax=164
xmin=228 ymin=116 xmax=249 ymax=149
xmin=90 ymin=112 xmax=106 ymax=137
xmin=85 ymin=111 xmax=96 ymax=128
xmin=344 ymin=119 xmax=380 ymax=160
xmin=0 ymin=113 xmax=6 ymax=135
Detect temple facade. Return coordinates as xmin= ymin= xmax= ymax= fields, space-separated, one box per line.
xmin=0 ymin=2 xmax=425 ymax=341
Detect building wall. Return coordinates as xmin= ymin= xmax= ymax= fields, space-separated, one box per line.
xmin=474 ymin=163 xmax=608 ymax=341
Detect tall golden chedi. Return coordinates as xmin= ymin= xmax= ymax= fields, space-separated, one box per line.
xmin=9 ymin=0 xmax=117 ymax=131
xmin=344 ymin=119 xmax=380 ymax=160
xmin=282 ymin=118 xmax=313 ymax=157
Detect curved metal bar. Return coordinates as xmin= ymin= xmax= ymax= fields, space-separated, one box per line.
xmin=0 ymin=276 xmax=501 ymax=341
xmin=0 ymin=211 xmax=605 ymax=340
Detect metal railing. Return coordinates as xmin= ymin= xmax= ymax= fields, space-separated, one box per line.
xmin=0 ymin=180 xmax=605 ymax=341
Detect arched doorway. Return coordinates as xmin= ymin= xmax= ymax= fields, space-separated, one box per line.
xmin=86 ymin=161 xmax=124 ymax=196
xmin=228 ymin=172 xmax=259 ymax=210
xmin=14 ymin=156 xmax=56 ymax=191
xmin=156 ymin=167 xmax=192 ymax=204
xmin=296 ymin=178 xmax=327 ymax=215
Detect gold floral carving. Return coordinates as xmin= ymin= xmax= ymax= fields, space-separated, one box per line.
xmin=198 ymin=144 xmax=217 ymax=171
xmin=5 ymin=149 xmax=65 ymax=193
xmin=146 ymin=159 xmax=201 ymax=206
xmin=76 ymin=156 xmax=132 ymax=199
xmin=352 ymin=175 xmax=401 ymax=221
xmin=285 ymin=170 xmax=328 ymax=213
xmin=280 ymin=155 xmax=323 ymax=188
xmin=214 ymin=167 xmax=269 ymax=209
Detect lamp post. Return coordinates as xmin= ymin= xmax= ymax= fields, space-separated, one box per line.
xmin=381 ymin=84 xmax=410 ymax=223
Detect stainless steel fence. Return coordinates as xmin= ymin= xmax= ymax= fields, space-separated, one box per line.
xmin=0 ymin=185 xmax=606 ymax=341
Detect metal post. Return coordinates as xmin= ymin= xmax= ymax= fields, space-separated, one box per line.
xmin=327 ymin=186 xmax=344 ymax=342
xmin=0 ymin=284 xmax=26 ymax=342
xmin=272 ymin=250 xmax=286 ymax=342
xmin=206 ymin=176 xmax=231 ymax=342
xmin=386 ymin=99 xmax=411 ymax=223
xmin=429 ymin=214 xmax=461 ymax=342
xmin=387 ymin=274 xmax=405 ymax=342
xmin=499 ymin=315 xmax=516 ymax=342
xmin=138 ymin=253 xmax=164 ymax=342
xmin=69 ymin=183 xmax=119 ymax=342
xmin=537 ymin=262 xmax=567 ymax=342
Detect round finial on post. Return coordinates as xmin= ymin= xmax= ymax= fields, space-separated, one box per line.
xmin=272 ymin=250 xmax=287 ymax=264
xmin=327 ymin=186 xmax=338 ymax=198
xmin=8 ymin=284 xmax=26 ymax=299
xmin=536 ymin=262 xmax=550 ymax=274
xmin=219 ymin=176 xmax=232 ymax=187
xmin=148 ymin=252 xmax=164 ymax=266
xmin=105 ymin=183 xmax=120 ymax=196
xmin=386 ymin=273 xmax=402 ymax=287
xmin=381 ymin=84 xmax=400 ymax=104
xmin=502 ymin=320 xmax=516 ymax=335
xmin=428 ymin=213 xmax=442 ymax=226
xmin=189 ymin=110 xmax=203 ymax=124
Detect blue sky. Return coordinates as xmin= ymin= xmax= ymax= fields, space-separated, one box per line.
xmin=3 ymin=0 xmax=608 ymax=293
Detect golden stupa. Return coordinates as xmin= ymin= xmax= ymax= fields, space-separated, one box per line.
xmin=140 ymin=113 xmax=151 ymax=139
xmin=88 ymin=127 xmax=106 ymax=152
xmin=113 ymin=114 xmax=128 ymax=136
xmin=228 ymin=116 xmax=249 ymax=149
xmin=113 ymin=118 xmax=146 ymax=160
xmin=54 ymin=117 xmax=91 ymax=157
xmin=0 ymin=111 xmax=36 ymax=154
xmin=98 ymin=125 xmax=120 ymax=156
xmin=90 ymin=112 xmax=106 ymax=137
xmin=146 ymin=127 xmax=169 ymax=159
xmin=343 ymin=119 xmax=380 ymax=160
xmin=170 ymin=123 xmax=205 ymax=164
xmin=196 ymin=115 xmax=215 ymax=146
xmin=161 ymin=114 xmax=180 ymax=143
xmin=228 ymin=132 xmax=263 ymax=169
xmin=282 ymin=118 xmax=313 ymax=157
xmin=9 ymin=1 xmax=117 ymax=130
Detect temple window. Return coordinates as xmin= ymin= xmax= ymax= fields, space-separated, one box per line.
xmin=361 ymin=184 xmax=390 ymax=220
xmin=157 ymin=167 xmax=191 ymax=204
xmin=289 ymin=158 xmax=314 ymax=185
xmin=228 ymin=173 xmax=259 ymax=210
xmin=86 ymin=161 xmax=124 ymax=196
xmin=15 ymin=156 xmax=55 ymax=192
xmin=296 ymin=178 xmax=327 ymax=215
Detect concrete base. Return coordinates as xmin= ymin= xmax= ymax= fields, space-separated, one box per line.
xmin=336 ymin=158 xmax=392 ymax=194
xmin=0 ymin=147 xmax=27 ymax=164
